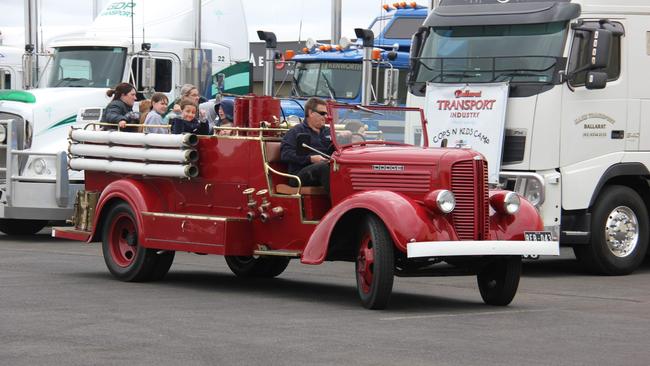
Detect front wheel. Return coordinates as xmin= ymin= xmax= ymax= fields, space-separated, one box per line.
xmin=101 ymin=202 xmax=160 ymax=282
xmin=224 ymin=255 xmax=290 ymax=278
xmin=0 ymin=219 xmax=49 ymax=235
xmin=477 ymin=256 xmax=521 ymax=306
xmin=355 ymin=214 xmax=394 ymax=310
xmin=574 ymin=185 xmax=649 ymax=275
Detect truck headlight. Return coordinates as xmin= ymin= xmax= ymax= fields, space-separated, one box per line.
xmin=0 ymin=124 xmax=6 ymax=144
xmin=424 ymin=189 xmax=456 ymax=214
xmin=31 ymin=158 xmax=49 ymax=175
xmin=515 ymin=176 xmax=544 ymax=207
xmin=490 ymin=191 xmax=520 ymax=215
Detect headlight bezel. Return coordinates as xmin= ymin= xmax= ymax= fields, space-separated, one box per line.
xmin=490 ymin=191 xmax=521 ymax=215
xmin=424 ymin=189 xmax=456 ymax=214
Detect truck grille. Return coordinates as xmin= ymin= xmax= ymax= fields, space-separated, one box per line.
xmin=451 ymin=159 xmax=490 ymax=241
xmin=0 ymin=113 xmax=26 ymax=180
xmin=349 ymin=168 xmax=430 ymax=193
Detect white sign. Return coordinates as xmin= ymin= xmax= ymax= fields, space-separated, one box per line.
xmin=424 ymin=82 xmax=509 ymax=183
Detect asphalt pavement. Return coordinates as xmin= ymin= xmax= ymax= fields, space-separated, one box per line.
xmin=1 ymin=231 xmax=650 ymax=366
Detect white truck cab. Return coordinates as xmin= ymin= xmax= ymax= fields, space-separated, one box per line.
xmin=0 ymin=0 xmax=250 ymax=235
xmin=408 ymin=0 xmax=650 ymax=274
xmin=0 ymin=46 xmax=23 ymax=90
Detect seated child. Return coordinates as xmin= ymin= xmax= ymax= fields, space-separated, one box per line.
xmin=170 ymin=99 xmax=211 ymax=135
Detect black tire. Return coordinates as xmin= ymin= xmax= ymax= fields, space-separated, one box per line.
xmin=224 ymin=255 xmax=290 ymax=278
xmin=101 ymin=202 xmax=157 ymax=282
xmin=477 ymin=256 xmax=521 ymax=306
xmin=574 ymin=185 xmax=649 ymax=275
xmin=355 ymin=214 xmax=394 ymax=310
xmin=150 ymin=251 xmax=175 ymax=281
xmin=0 ymin=219 xmax=49 ymax=235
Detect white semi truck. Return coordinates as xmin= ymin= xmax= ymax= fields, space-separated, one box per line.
xmin=408 ymin=0 xmax=650 ymax=275
xmin=0 ymin=0 xmax=250 ymax=235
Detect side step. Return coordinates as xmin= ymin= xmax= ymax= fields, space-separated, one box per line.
xmin=253 ymin=248 xmax=301 ymax=257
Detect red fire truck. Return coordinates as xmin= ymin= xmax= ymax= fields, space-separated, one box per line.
xmin=53 ymin=95 xmax=558 ymax=309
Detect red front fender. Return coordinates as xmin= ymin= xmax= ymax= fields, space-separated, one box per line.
xmin=89 ymin=178 xmax=168 ymax=243
xmin=489 ymin=190 xmax=544 ymax=240
xmin=301 ymin=190 xmax=455 ymax=264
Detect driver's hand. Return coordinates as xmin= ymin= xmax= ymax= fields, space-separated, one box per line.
xmin=310 ymin=155 xmax=328 ymax=164
xmin=118 ymin=120 xmax=127 ymax=129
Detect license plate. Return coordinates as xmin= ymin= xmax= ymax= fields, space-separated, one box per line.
xmin=524 ymin=231 xmax=553 ymax=241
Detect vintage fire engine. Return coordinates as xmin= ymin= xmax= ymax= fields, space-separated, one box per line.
xmin=53 ymin=95 xmax=558 ymax=309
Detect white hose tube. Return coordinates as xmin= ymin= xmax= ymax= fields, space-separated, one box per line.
xmin=69 ymin=158 xmax=199 ymax=178
xmin=69 ymin=144 xmax=198 ymax=163
xmin=70 ymin=130 xmax=199 ymax=147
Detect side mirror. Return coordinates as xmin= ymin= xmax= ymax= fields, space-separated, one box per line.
xmin=141 ymin=56 xmax=156 ymax=98
xmin=408 ymin=26 xmax=429 ymax=94
xmin=296 ymin=133 xmax=310 ymax=155
xmin=585 ymin=71 xmax=608 ymax=90
xmin=589 ymin=29 xmax=612 ymax=69
xmin=213 ymin=73 xmax=225 ymax=93
xmin=383 ymin=68 xmax=399 ymax=105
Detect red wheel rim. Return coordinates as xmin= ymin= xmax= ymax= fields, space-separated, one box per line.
xmin=108 ymin=213 xmax=138 ymax=268
xmin=357 ymin=233 xmax=375 ymax=294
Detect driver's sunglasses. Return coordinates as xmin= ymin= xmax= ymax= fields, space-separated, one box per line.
xmin=314 ymin=110 xmax=328 ymax=116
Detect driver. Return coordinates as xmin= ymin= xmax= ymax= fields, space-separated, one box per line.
xmin=280 ymin=97 xmax=333 ymax=193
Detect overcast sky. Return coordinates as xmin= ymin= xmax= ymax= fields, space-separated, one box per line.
xmin=0 ymin=0 xmax=391 ymax=46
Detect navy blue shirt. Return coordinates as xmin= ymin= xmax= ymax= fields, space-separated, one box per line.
xmin=170 ymin=117 xmax=211 ymax=135
xmin=281 ymin=121 xmax=332 ymax=175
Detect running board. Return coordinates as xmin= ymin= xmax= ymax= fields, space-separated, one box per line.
xmin=253 ymin=248 xmax=302 ymax=257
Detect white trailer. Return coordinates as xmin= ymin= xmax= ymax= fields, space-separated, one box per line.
xmin=0 ymin=0 xmax=250 ymax=235
xmin=407 ymin=0 xmax=650 ymax=274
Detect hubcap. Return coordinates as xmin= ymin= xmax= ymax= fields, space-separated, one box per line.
xmin=357 ymin=234 xmax=375 ymax=294
xmin=108 ymin=213 xmax=138 ymax=267
xmin=604 ymin=206 xmax=639 ymax=258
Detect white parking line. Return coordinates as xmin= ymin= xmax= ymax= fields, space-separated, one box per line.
xmin=381 ymin=308 xmax=553 ymax=321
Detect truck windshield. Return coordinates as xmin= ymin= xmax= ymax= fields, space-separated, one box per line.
xmin=413 ymin=21 xmax=567 ymax=85
xmin=293 ymin=62 xmax=362 ymax=99
xmin=330 ymin=105 xmax=426 ymax=148
xmin=47 ymin=46 xmax=127 ymax=88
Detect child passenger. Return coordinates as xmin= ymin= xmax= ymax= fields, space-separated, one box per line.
xmin=143 ymin=93 xmax=170 ymax=134
xmin=170 ymin=98 xmax=211 ymax=135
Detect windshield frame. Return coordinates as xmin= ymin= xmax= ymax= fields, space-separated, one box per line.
xmin=410 ymin=21 xmax=570 ymax=93
xmin=326 ymin=103 xmax=429 ymax=151
xmin=293 ymin=61 xmax=363 ymax=100
xmin=46 ymin=46 xmax=127 ymax=88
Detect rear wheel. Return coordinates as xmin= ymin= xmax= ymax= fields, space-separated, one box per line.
xmin=0 ymin=219 xmax=48 ymax=235
xmin=355 ymin=214 xmax=394 ymax=310
xmin=224 ymin=255 xmax=290 ymax=278
xmin=574 ymin=185 xmax=648 ymax=275
xmin=101 ymin=202 xmax=159 ymax=282
xmin=477 ymin=256 xmax=521 ymax=306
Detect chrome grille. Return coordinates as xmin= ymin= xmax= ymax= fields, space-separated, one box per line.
xmin=349 ymin=168 xmax=430 ymax=193
xmin=451 ymin=159 xmax=489 ymax=240
xmin=0 ymin=112 xmax=27 ymax=181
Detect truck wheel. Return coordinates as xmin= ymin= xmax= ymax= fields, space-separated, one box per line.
xmin=575 ymin=185 xmax=649 ymax=275
xmin=477 ymin=256 xmax=521 ymax=306
xmin=356 ymin=214 xmax=394 ymax=310
xmin=224 ymin=256 xmax=290 ymax=278
xmin=101 ymin=202 xmax=157 ymax=282
xmin=0 ymin=219 xmax=48 ymax=235
xmin=150 ymin=251 xmax=175 ymax=281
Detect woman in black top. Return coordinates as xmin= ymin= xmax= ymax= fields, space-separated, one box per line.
xmin=102 ymin=83 xmax=138 ymax=131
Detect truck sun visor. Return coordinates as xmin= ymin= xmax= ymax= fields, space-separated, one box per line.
xmin=425 ymin=1 xmax=581 ymax=27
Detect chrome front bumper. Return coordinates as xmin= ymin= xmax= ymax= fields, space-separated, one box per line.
xmin=407 ymin=240 xmax=560 ymax=258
